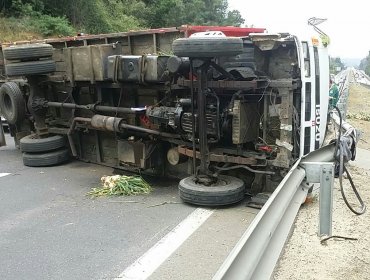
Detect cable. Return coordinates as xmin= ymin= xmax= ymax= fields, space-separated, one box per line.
xmin=333 ymin=106 xmax=366 ymax=215
xmin=320 ymin=235 xmax=358 ymax=244
xmin=257 ymin=79 xmax=271 ymax=103
xmin=214 ymin=164 xmax=275 ymax=175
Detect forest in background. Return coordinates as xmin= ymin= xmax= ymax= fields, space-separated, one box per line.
xmin=359 ymin=52 xmax=370 ymax=76
xmin=1 ymin=0 xmax=369 ymax=73
xmin=0 ymin=0 xmax=244 ymax=41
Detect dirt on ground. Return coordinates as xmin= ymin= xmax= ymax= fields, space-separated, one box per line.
xmin=274 ymin=83 xmax=370 ymax=280
xmin=347 ymin=84 xmax=370 ymax=151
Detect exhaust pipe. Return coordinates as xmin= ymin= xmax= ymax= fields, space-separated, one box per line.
xmin=67 ymin=114 xmax=181 ymax=157
xmin=90 ymin=114 xmax=181 ymax=138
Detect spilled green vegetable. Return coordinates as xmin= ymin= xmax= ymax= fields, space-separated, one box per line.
xmin=87 ymin=175 xmax=152 ymax=197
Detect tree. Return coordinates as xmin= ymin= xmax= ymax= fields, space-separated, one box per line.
xmin=143 ymin=0 xmax=245 ymax=28
xmin=1 ymin=0 xmax=245 ymax=35
xmin=329 ymin=57 xmax=344 ymax=74
xmin=359 ymin=51 xmax=370 ymax=76
xmin=40 ymin=0 xmax=146 ymax=33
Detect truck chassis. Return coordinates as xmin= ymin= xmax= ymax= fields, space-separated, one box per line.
xmin=0 ymin=26 xmax=324 ymax=205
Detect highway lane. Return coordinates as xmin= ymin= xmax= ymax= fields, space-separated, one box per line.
xmin=0 ymin=133 xmax=257 ymax=280
xmin=0 ymin=134 xmax=197 ymax=279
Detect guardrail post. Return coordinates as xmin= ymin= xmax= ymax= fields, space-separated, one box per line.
xmin=319 ymin=164 xmax=334 ymax=236
xmin=301 ymin=161 xmax=334 ymax=236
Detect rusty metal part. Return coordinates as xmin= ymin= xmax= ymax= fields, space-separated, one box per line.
xmin=178 ymin=146 xmax=257 ymax=165
xmin=268 ymin=79 xmax=297 ymax=89
xmin=196 ymin=63 xmax=210 ymax=175
xmin=68 ymin=114 xmax=181 ymax=157
xmin=67 ymin=117 xmax=92 ymax=157
xmin=177 ymin=78 xmax=260 ymax=90
xmin=91 ymin=115 xmax=122 ymax=132
xmin=2 ymin=27 xmax=180 ymax=47
xmin=177 ymin=78 xmax=298 ymax=91
xmin=27 ymin=77 xmax=49 ymax=136
xmin=167 ymin=56 xmax=190 ymax=74
xmin=47 ymin=101 xmax=139 ymax=114
xmin=48 ymin=127 xmax=69 ymax=135
xmin=214 ymin=165 xmax=275 ymax=175
xmin=209 ymin=61 xmax=235 ymax=80
xmin=120 ymin=122 xmax=181 ymax=139
xmin=90 ymin=114 xmax=181 ymax=139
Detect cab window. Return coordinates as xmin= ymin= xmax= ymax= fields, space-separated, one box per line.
xmin=302 ymin=42 xmax=310 ymax=77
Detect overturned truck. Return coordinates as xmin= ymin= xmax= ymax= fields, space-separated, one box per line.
xmin=0 ymin=25 xmax=329 ymax=206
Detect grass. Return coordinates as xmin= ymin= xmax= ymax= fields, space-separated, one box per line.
xmin=0 ymin=17 xmax=43 ymax=43
xmin=347 ymin=112 xmax=370 ymax=121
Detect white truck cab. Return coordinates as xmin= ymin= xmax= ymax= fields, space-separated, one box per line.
xmin=299 ymin=37 xmax=329 ymax=155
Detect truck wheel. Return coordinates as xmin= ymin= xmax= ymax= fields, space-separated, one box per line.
xmin=23 ymin=148 xmax=69 ymax=167
xmin=3 ymin=44 xmax=53 ymax=61
xmin=0 ymin=82 xmax=25 ymax=125
xmin=179 ymin=175 xmax=245 ymax=206
xmin=172 ymin=37 xmax=243 ymax=58
xmin=5 ymin=60 xmax=56 ymax=76
xmin=20 ymin=134 xmax=66 ymax=153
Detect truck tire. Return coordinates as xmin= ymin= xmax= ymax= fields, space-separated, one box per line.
xmin=3 ymin=44 xmax=53 ymax=61
xmin=23 ymin=148 xmax=69 ymax=167
xmin=0 ymin=82 xmax=25 ymax=125
xmin=172 ymin=37 xmax=243 ymax=58
xmin=5 ymin=60 xmax=56 ymax=76
xmin=20 ymin=134 xmax=66 ymax=153
xmin=179 ymin=175 xmax=245 ymax=206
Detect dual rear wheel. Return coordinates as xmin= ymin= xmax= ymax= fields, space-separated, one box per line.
xmin=3 ymin=43 xmax=56 ymax=76
xmin=20 ymin=134 xmax=69 ymax=167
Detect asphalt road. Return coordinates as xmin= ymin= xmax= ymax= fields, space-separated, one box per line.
xmin=0 ymin=133 xmax=257 ymax=280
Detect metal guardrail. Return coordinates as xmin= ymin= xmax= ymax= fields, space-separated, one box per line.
xmin=335 ymin=70 xmax=351 ymax=120
xmin=214 ymin=143 xmax=336 ymax=280
xmin=213 ymin=160 xmax=307 ymax=280
xmin=335 ymin=67 xmax=370 ymax=120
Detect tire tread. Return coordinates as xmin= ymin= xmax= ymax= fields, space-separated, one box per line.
xmin=178 ymin=175 xmax=245 ymax=206
xmin=20 ymin=134 xmax=66 ymax=153
xmin=172 ymin=37 xmax=243 ymax=58
xmin=0 ymin=82 xmax=25 ymax=124
xmin=5 ymin=60 xmax=56 ymax=76
xmin=23 ymin=148 xmax=69 ymax=167
xmin=3 ymin=44 xmax=53 ymax=60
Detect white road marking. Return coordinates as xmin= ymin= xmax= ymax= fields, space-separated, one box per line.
xmin=0 ymin=173 xmax=11 ymax=178
xmin=116 ymin=208 xmax=214 ymax=280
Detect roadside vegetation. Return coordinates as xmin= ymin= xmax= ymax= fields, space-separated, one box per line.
xmin=359 ymin=51 xmax=370 ymax=76
xmin=0 ymin=0 xmax=245 ymax=42
xmin=347 ymin=112 xmax=370 ymax=122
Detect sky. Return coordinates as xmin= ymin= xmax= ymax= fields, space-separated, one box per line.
xmin=228 ymin=0 xmax=370 ymax=59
